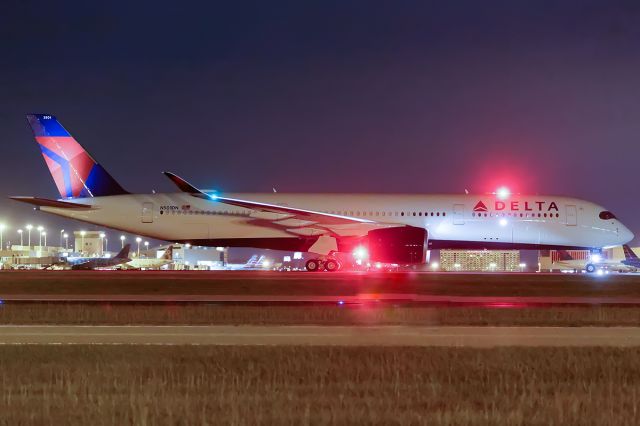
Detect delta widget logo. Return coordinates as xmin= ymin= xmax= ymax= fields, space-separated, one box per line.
xmin=473 ymin=201 xmax=488 ymax=212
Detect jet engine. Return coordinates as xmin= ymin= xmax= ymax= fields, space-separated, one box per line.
xmin=366 ymin=226 xmax=428 ymax=264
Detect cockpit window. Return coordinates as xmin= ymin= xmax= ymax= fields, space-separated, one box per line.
xmin=599 ymin=211 xmax=617 ymax=220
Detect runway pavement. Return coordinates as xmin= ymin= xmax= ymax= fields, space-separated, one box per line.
xmin=4 ymin=293 xmax=640 ymax=306
xmin=2 ymin=325 xmax=640 ymax=346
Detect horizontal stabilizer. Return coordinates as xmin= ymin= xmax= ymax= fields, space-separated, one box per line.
xmin=9 ymin=196 xmax=94 ymax=209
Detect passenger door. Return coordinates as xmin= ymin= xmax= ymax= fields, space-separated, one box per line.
xmin=141 ymin=202 xmax=154 ymax=223
xmin=453 ymin=204 xmax=465 ymax=225
xmin=566 ymin=205 xmax=577 ymax=226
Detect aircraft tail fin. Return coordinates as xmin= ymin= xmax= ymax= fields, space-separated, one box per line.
xmin=115 ymin=244 xmax=131 ymax=259
xmin=622 ymin=245 xmax=639 ymax=261
xmin=162 ymin=245 xmax=173 ymax=260
xmin=26 ymin=114 xmax=128 ymax=199
xmin=556 ymin=250 xmax=574 ymax=261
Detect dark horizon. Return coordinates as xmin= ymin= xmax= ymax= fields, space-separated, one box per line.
xmin=2 ymin=1 xmax=640 ymax=243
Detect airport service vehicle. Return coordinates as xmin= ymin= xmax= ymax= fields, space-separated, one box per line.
xmin=66 ymin=244 xmax=131 ymax=270
xmin=551 ymin=250 xmax=620 ymax=273
xmin=123 ymin=245 xmax=173 ymax=270
xmin=11 ymin=114 xmax=634 ymax=271
xmin=552 ymin=245 xmax=640 ymax=273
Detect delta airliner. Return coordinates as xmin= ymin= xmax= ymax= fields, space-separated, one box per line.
xmin=11 ymin=114 xmax=634 ymax=271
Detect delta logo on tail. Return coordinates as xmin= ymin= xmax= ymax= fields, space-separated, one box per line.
xmin=26 ymin=114 xmax=128 ymax=199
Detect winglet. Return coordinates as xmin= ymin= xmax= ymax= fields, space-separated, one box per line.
xmin=163 ymin=172 xmax=206 ymax=195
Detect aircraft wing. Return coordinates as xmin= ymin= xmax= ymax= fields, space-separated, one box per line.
xmin=163 ymin=172 xmax=393 ymax=236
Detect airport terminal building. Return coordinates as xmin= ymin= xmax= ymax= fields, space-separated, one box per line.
xmin=439 ymin=249 xmax=521 ymax=272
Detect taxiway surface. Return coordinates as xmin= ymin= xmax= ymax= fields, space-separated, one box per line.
xmin=2 ymin=325 xmax=640 ymax=346
xmin=3 ymin=269 xmax=640 ymax=306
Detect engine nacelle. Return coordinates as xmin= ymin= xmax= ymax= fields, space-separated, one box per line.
xmin=367 ymin=226 xmax=428 ymax=264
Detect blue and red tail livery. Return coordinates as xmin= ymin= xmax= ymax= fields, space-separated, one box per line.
xmin=26 ymin=114 xmax=128 ymax=198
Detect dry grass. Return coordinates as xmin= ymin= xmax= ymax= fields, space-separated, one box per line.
xmin=0 ymin=346 xmax=639 ymax=425
xmin=2 ymin=270 xmax=640 ymax=297
xmin=3 ymin=303 xmax=640 ymax=326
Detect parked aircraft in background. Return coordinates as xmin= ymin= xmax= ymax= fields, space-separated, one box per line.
xmin=123 ymin=245 xmax=173 ymax=270
xmin=11 ymin=114 xmax=635 ymax=271
xmin=67 ymin=244 xmax=131 ymax=270
xmin=225 ymin=255 xmax=270 ymax=270
xmin=621 ymin=245 xmax=640 ymax=270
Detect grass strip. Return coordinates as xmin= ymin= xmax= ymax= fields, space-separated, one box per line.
xmin=4 ymin=303 xmax=640 ymax=326
xmin=0 ymin=345 xmax=639 ymax=425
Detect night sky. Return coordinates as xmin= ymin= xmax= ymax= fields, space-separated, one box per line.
xmin=2 ymin=1 xmax=640 ymax=245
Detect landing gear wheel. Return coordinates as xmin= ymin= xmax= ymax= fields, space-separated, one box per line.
xmin=305 ymin=259 xmax=320 ymax=272
xmin=324 ymin=259 xmax=339 ymax=272
xmin=585 ymin=264 xmax=596 ymax=273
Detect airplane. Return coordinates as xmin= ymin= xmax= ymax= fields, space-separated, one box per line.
xmin=122 ymin=245 xmax=173 ymax=270
xmin=224 ymin=255 xmax=266 ymax=270
xmin=66 ymin=244 xmax=132 ymax=270
xmin=11 ymin=114 xmax=635 ymax=272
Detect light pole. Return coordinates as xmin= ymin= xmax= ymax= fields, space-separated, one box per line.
xmin=37 ymin=226 xmax=43 ymax=247
xmin=99 ymin=233 xmax=106 ymax=254
xmin=26 ymin=224 xmax=32 ymax=247
xmin=144 ymin=241 xmax=149 ymax=255
xmin=17 ymin=229 xmax=23 ymax=246
xmin=41 ymin=231 xmax=47 ymax=247
xmin=63 ymin=233 xmax=69 ymax=250
xmin=136 ymin=237 xmax=142 ymax=256
xmin=0 ymin=224 xmax=5 ymax=250
xmin=60 ymin=229 xmax=64 ymax=247
xmin=120 ymin=235 xmax=126 ymax=249
xmin=80 ymin=231 xmax=86 ymax=255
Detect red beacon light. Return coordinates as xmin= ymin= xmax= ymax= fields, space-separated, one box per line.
xmin=495 ymin=186 xmax=511 ymax=200
xmin=353 ymin=246 xmax=368 ymax=260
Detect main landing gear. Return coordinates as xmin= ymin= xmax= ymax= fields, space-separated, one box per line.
xmin=305 ymin=258 xmax=341 ymax=272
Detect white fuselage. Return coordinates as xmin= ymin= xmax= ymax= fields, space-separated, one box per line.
xmin=37 ymin=193 xmax=633 ymax=251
